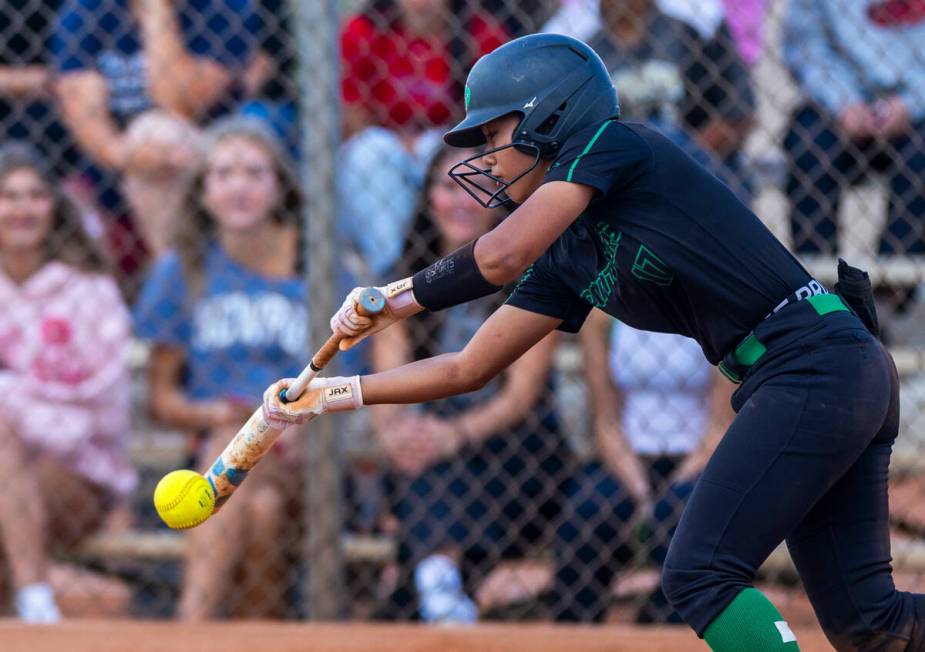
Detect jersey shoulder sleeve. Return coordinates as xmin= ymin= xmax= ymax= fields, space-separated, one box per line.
xmin=504 ymin=248 xmax=592 ymax=334
xmin=543 ymin=119 xmax=652 ymax=197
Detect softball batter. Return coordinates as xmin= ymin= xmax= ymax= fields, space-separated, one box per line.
xmin=263 ymin=34 xmax=924 ymax=651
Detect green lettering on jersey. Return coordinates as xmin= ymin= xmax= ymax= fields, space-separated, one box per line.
xmin=580 ymin=222 xmax=622 ymax=308
xmin=631 ymin=244 xmax=674 ymax=286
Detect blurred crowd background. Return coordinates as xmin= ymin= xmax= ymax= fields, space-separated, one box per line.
xmin=1 ymin=0 xmax=924 ymax=629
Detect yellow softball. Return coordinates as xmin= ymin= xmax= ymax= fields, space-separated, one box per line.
xmin=153 ymin=470 xmax=215 ymax=529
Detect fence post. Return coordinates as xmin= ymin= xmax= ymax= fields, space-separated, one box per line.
xmin=292 ymin=0 xmax=344 ymax=620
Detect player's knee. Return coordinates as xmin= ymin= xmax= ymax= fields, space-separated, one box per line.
xmin=660 ymin=562 xmax=690 ymax=610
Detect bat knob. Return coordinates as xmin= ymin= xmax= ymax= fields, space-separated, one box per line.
xmin=356 ymin=287 xmax=387 ymax=316
xmin=278 ymin=388 xmax=291 ymax=404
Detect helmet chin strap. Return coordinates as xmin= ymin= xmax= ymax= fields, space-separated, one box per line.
xmin=448 ymin=143 xmax=542 ymax=209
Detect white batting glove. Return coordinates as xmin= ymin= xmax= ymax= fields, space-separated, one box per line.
xmin=330 ymin=278 xmax=423 ymax=351
xmin=261 ymin=376 xmax=363 ymax=430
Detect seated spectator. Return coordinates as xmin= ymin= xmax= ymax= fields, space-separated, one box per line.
xmin=782 ymin=0 xmax=925 ymax=259
xmin=561 ymin=310 xmax=732 ymax=622
xmin=133 ymin=117 xmax=307 ymax=619
xmin=0 ymin=1 xmax=82 ymax=176
xmin=543 ymin=0 xmax=766 ymax=68
xmin=0 ymin=142 xmax=136 ymax=623
xmin=51 ymin=0 xmax=272 ymax=270
xmin=338 ymin=0 xmax=508 ymax=279
xmin=584 ymin=0 xmax=756 ymax=200
xmin=369 ymin=145 xmax=570 ymax=623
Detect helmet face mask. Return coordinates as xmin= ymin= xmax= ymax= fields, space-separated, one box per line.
xmin=448 ymin=141 xmax=541 ymax=209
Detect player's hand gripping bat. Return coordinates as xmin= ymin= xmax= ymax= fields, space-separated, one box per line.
xmin=204 ymin=287 xmax=385 ymax=513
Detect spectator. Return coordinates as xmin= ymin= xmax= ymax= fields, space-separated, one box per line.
xmin=51 ymin=0 xmax=271 ymax=267
xmin=543 ymin=0 xmax=766 ymax=68
xmin=133 ymin=117 xmax=306 ymax=619
xmin=585 ymin=0 xmax=756 ymax=199
xmin=239 ymin=0 xmax=300 ymax=160
xmin=0 ymin=142 xmax=136 ymax=623
xmin=369 ymin=144 xmax=570 ymax=623
xmin=338 ymin=0 xmax=508 ymax=278
xmin=0 ymin=0 xmax=82 ymax=176
xmin=782 ymin=0 xmax=925 ymax=259
xmin=561 ymin=310 xmax=732 ymax=622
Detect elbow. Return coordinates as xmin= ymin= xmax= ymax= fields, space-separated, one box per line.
xmin=475 ymin=235 xmax=532 ymax=285
xmin=448 ymin=354 xmax=494 ymax=394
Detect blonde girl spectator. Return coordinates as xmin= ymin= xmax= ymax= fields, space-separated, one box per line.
xmin=133 ymin=117 xmax=307 ymax=619
xmin=0 ymin=142 xmax=136 ymax=623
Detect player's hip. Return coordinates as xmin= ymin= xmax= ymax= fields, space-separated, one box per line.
xmin=732 ymin=316 xmax=896 ymax=442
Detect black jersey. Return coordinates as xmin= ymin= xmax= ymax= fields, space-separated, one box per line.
xmin=505 ymin=119 xmax=813 ymax=364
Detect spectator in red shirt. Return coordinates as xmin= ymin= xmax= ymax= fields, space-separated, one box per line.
xmin=338 ymin=0 xmax=509 ymax=280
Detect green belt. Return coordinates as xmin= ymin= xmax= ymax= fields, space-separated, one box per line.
xmin=718 ymin=293 xmax=850 ymax=384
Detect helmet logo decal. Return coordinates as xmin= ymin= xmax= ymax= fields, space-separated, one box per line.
xmin=523 ymin=96 xmax=537 ymax=110
xmin=465 ymin=85 xmax=471 ymax=110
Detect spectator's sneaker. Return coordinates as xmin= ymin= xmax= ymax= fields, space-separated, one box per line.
xmin=415 ymin=554 xmax=479 ymax=625
xmin=15 ymin=583 xmax=61 ymax=624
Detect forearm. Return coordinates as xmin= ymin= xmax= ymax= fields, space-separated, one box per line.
xmin=360 ymin=352 xmax=485 ymax=406
xmin=452 ymin=334 xmax=556 ymax=443
xmin=0 ymin=65 xmax=51 ymax=98
xmin=150 ymin=387 xmax=223 ymax=432
xmin=55 ymin=74 xmax=127 ymax=169
xmin=139 ymin=4 xmax=230 ymax=116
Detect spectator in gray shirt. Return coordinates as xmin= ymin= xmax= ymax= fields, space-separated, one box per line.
xmin=586 ymin=0 xmax=756 ymax=200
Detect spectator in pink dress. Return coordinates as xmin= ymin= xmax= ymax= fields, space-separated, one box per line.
xmin=0 ymin=142 xmax=136 ymax=623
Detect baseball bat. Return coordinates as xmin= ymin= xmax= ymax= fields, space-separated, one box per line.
xmin=204 ymin=287 xmax=385 ymax=514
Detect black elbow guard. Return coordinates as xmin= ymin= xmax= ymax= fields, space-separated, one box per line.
xmin=411 ymin=239 xmax=502 ymax=311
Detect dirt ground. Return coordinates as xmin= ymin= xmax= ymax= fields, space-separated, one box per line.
xmin=0 ymin=621 xmax=834 ymax=652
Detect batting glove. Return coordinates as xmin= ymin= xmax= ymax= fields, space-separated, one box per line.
xmin=262 ymin=376 xmax=363 ymax=430
xmin=330 ymin=278 xmax=423 ymax=351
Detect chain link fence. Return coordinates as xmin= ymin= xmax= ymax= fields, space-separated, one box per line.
xmin=0 ymin=0 xmax=923 ymax=629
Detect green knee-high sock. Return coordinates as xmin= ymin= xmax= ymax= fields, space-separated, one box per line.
xmin=704 ymin=588 xmax=801 ymax=651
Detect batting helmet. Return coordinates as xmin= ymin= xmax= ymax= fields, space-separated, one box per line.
xmin=444 ymin=33 xmax=619 ymax=206
xmin=444 ymin=33 xmax=620 ymax=157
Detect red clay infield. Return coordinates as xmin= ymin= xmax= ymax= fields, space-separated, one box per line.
xmin=0 ymin=621 xmax=834 ymax=651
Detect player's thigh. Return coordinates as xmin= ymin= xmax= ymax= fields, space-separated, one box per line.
xmin=786 ymin=359 xmax=906 ymax=646
xmin=667 ymin=370 xmax=885 ymax=579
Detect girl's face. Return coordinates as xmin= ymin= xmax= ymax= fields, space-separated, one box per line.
xmin=202 ymin=137 xmax=280 ymax=232
xmin=479 ymin=114 xmax=548 ymax=204
xmin=0 ymin=167 xmax=55 ymax=255
xmin=429 ymin=151 xmax=498 ymax=248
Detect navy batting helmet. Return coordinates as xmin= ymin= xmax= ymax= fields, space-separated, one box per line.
xmin=444 ymin=33 xmax=619 ymax=207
